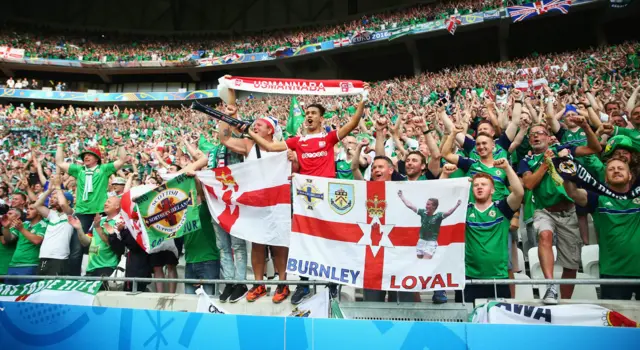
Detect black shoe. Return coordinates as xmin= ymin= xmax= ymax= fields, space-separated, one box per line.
xmin=229 ymin=284 xmax=248 ymax=303
xmin=219 ymin=284 xmax=235 ymax=303
xmin=291 ymin=286 xmax=310 ymax=305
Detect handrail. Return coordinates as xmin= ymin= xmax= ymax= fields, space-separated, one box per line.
xmin=2 ymin=275 xmax=638 ymax=285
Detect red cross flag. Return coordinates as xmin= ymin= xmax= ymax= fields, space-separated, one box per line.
xmin=288 ymin=175 xmax=470 ymax=292
xmin=197 ymin=152 xmax=292 ymax=247
xmin=446 ymin=15 xmax=462 ymax=35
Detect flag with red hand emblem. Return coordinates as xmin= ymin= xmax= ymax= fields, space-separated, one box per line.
xmin=287 ymin=175 xmax=470 ymax=292
xmin=197 ymin=151 xmax=292 ymax=247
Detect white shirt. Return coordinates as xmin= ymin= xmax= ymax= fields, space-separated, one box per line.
xmin=39 ymin=210 xmax=74 ymax=260
xmin=246 ymin=144 xmax=278 ymax=161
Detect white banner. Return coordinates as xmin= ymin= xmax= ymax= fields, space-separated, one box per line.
xmin=195 ymin=287 xmax=229 ymax=314
xmin=0 ymin=280 xmax=101 ymax=306
xmin=471 ymin=301 xmax=639 ymax=327
xmin=287 ymin=175 xmax=470 ymax=292
xmin=198 ymin=152 xmax=292 ymax=247
xmin=0 ymin=47 xmax=25 ymax=60
xmin=289 ymin=289 xmax=330 ymax=318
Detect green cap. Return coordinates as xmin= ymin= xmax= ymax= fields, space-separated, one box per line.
xmin=603 ymin=135 xmax=636 ymax=157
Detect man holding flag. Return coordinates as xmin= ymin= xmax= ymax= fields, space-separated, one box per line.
xmin=248 ymin=82 xmax=369 ymax=304
xmin=215 ymin=85 xmax=292 ymax=304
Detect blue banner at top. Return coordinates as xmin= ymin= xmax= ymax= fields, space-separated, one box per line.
xmin=0 ymin=88 xmax=218 ymax=103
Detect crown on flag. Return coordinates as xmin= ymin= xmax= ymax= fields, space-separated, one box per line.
xmin=366 ymin=195 xmax=386 ymax=218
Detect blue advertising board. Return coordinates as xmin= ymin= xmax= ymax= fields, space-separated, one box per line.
xmin=0 ymin=302 xmax=638 ymax=350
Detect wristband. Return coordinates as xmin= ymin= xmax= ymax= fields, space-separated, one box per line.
xmin=360 ymin=90 xmax=369 ymax=102
xmin=585 ymin=104 xmax=592 ymax=109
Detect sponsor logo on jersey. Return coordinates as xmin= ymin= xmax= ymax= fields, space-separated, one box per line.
xmin=318 ymin=141 xmax=326 ymax=148
xmin=301 ymin=151 xmax=328 ymax=159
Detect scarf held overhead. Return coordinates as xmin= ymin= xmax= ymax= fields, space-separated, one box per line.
xmin=552 ymin=157 xmax=640 ymax=199
xmin=218 ymin=76 xmax=365 ymax=104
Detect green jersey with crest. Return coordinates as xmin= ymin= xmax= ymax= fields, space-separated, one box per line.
xmin=465 ymin=200 xmax=514 ymax=279
xmin=335 ymin=159 xmax=354 ymax=180
xmin=587 ymin=194 xmax=640 ymax=277
xmin=458 ymin=157 xmax=510 ymax=201
xmin=416 ymin=210 xmax=445 ymax=241
xmin=9 ymin=220 xmax=47 ymax=267
xmin=517 ymin=145 xmax=573 ymax=209
xmin=86 ymin=217 xmax=120 ymax=272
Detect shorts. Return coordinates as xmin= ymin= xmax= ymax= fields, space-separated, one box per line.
xmin=38 ymin=258 xmax=68 ymax=276
xmin=416 ymin=239 xmax=437 ymax=257
xmin=149 ymin=250 xmax=179 ymax=267
xmin=533 ymin=208 xmax=582 ymax=270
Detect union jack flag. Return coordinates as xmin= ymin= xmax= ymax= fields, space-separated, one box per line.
xmin=445 ymin=15 xmax=462 ymax=35
xmin=507 ymin=0 xmax=572 ymax=23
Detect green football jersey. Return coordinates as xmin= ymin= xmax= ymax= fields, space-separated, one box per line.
xmin=557 ymin=127 xmax=600 ymax=170
xmin=461 ymin=158 xmax=510 ymax=201
xmin=518 ymin=145 xmax=573 ymax=209
xmin=335 ymin=159 xmax=354 ymax=180
xmin=465 ymin=200 xmax=513 ymax=279
xmin=588 ymin=194 xmax=640 ymax=277
xmin=9 ymin=220 xmax=47 ymax=267
xmin=86 ymin=217 xmax=120 ymax=272
xmin=416 ymin=210 xmax=445 ymax=241
xmin=184 ymin=205 xmax=220 ymax=264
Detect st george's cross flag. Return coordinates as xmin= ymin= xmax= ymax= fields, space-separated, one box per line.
xmin=287 ymin=175 xmax=470 ymax=292
xmin=197 ymin=151 xmax=292 ymax=247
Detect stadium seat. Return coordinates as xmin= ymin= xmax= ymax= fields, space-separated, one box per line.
xmin=513 ymin=272 xmax=534 ymax=300
xmin=569 ymin=272 xmax=598 ymax=300
xmin=516 ymin=248 xmax=525 ymax=273
xmin=581 ymin=245 xmax=600 ymax=278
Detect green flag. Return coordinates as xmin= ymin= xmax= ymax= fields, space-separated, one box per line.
xmin=286 ymin=96 xmax=304 ymax=137
xmin=134 ymin=174 xmax=201 ymax=249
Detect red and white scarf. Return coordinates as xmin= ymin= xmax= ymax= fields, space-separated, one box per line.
xmin=218 ymin=76 xmax=365 ymax=104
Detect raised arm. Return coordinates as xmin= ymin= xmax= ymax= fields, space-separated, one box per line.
xmin=112 ymin=137 xmax=127 ymax=171
xmin=443 ymin=199 xmax=462 ymax=218
xmin=497 ymin=158 xmax=524 ymax=211
xmin=218 ymin=105 xmax=251 ymax=156
xmin=350 ymin=140 xmax=366 ymax=180
xmin=397 ymin=190 xmax=418 ymax=213
xmin=33 ymin=184 xmax=53 ymax=218
xmin=626 ymin=84 xmax=640 ymax=114
xmin=338 ymin=85 xmax=369 ymax=140
xmin=15 ymin=219 xmax=44 ymax=245
xmin=55 ymin=188 xmax=74 ymax=216
xmin=441 ymin=125 xmax=464 ymax=165
xmin=248 ymin=129 xmax=287 ymax=152
xmin=55 ymin=139 xmax=71 ymax=173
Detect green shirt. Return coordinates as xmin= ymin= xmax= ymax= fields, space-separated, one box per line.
xmin=68 ymin=162 xmax=117 ymax=214
xmin=0 ymin=237 xmax=16 ymax=275
xmin=9 ymin=220 xmax=47 ymax=267
xmin=518 ymin=146 xmax=573 ymax=209
xmin=86 ymin=217 xmax=120 ymax=271
xmin=416 ymin=210 xmax=446 ymax=241
xmin=184 ymin=205 xmax=220 ymax=264
xmin=465 ymin=200 xmax=513 ymax=279
xmin=458 ymin=157 xmax=510 ymax=201
xmin=587 ymin=194 xmax=640 ymax=277
xmin=208 ymin=145 xmax=244 ymax=169
xmin=336 ymin=159 xmax=354 ymax=180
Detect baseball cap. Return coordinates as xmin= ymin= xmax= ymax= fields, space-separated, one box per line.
xmin=112 ymin=177 xmax=126 ymax=185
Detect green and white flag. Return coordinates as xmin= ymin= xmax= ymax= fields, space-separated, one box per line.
xmin=285 ymin=96 xmax=304 ymax=138
xmin=0 ymin=279 xmax=101 ymax=306
xmin=133 ymin=174 xmax=201 ymax=251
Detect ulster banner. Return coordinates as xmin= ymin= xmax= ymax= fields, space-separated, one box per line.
xmin=198 ymin=152 xmax=292 ymax=247
xmin=287 ymin=175 xmax=470 ymax=292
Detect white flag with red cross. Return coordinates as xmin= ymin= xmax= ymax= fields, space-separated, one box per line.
xmin=197 ymin=152 xmax=292 ymax=247
xmin=446 ymin=15 xmax=462 ymax=35
xmin=287 ymin=175 xmax=470 ymax=292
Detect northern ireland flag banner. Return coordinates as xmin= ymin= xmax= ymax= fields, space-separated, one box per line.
xmin=288 ymin=175 xmax=470 ymax=291
xmin=198 ymin=152 xmax=291 ymax=247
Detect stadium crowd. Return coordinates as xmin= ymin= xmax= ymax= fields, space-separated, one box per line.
xmin=0 ymin=0 xmax=506 ymax=62
xmin=0 ymin=39 xmax=639 ymax=305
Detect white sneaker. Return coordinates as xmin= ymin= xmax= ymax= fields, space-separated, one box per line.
xmin=542 ymin=285 xmax=558 ymax=305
